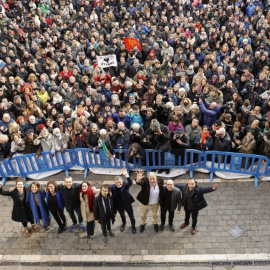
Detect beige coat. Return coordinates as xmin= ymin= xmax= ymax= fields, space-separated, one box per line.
xmin=80 ymin=187 xmax=99 ymax=222
xmin=239 ymin=136 xmax=256 ymax=154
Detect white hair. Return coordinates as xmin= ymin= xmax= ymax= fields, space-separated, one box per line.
xmin=165 ymin=102 xmax=175 ymax=111
xmin=131 ymin=123 xmax=140 ymax=130
xmin=53 ymin=128 xmax=60 ymax=135
xmin=100 ymin=129 xmax=107 ymax=135
xmin=63 ymin=106 xmax=71 ymax=111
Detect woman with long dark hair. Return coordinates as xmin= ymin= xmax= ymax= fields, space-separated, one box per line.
xmin=27 ymin=181 xmax=51 ymax=231
xmin=46 ymin=180 xmax=66 ymax=234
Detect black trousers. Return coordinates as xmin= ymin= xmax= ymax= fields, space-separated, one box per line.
xmin=184 ymin=208 xmax=199 ymax=228
xmin=22 ymin=220 xmax=34 ymax=228
xmin=50 ymin=207 xmax=66 ymax=227
xmin=160 ymin=207 xmax=174 ymax=225
xmin=117 ymin=204 xmax=136 ymax=227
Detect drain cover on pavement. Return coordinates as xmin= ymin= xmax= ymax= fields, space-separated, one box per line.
xmin=228 ymin=224 xmax=245 ymax=238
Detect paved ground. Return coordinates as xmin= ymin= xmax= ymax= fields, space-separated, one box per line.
xmin=0 ymin=174 xmax=269 ymax=258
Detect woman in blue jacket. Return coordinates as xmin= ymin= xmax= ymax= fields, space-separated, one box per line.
xmin=46 ymin=180 xmax=66 ymax=234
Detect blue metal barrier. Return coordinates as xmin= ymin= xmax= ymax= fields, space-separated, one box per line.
xmin=0 ymin=148 xmax=269 ymax=187
xmin=203 ymin=151 xmax=269 ymax=187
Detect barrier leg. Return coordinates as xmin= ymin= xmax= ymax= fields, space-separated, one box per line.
xmin=210 ymin=172 xmax=214 ymax=182
xmin=255 ymin=176 xmax=258 ymax=187
xmin=84 ymin=169 xmax=88 ymax=178
xmin=1 ymin=176 xmax=6 ymax=186
xmin=189 ymin=170 xmax=193 ymax=178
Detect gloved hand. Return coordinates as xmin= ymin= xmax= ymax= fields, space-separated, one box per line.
xmin=51 ymin=153 xmax=55 ymax=157
xmin=60 ymin=148 xmax=66 ymax=154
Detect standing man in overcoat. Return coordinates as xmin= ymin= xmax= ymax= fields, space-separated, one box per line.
xmin=175 ymin=178 xmax=218 ymax=235
xmin=111 ymin=168 xmax=136 ymax=234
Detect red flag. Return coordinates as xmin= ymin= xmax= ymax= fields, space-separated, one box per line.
xmin=123 ymin=37 xmax=142 ymax=52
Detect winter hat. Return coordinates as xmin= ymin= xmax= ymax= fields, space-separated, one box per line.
xmin=37 ymin=124 xmax=45 ymax=130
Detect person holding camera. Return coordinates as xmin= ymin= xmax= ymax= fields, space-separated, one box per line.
xmin=199 ymin=98 xmax=220 ymax=127
xmin=112 ymin=121 xmax=130 ymax=156
xmin=140 ymin=129 xmax=155 ymax=150
xmin=127 ymin=143 xmax=146 ymax=164
xmin=213 ymin=127 xmax=231 ymax=153
xmin=145 ymin=119 xmax=171 ymax=173
xmin=171 ymin=129 xmax=190 ymax=165
xmin=129 ymin=123 xmax=144 ymax=144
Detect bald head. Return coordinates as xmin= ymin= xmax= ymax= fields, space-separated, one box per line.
xmin=209 ymin=102 xmax=217 ymax=109
xmin=166 ymin=179 xmax=174 ymax=191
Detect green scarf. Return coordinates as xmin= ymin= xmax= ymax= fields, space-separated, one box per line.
xmin=99 ymin=138 xmax=113 ymax=158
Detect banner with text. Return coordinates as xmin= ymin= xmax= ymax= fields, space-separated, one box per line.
xmin=96 ymin=54 xmax=117 ymax=68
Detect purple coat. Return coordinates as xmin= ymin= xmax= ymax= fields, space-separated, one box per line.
xmin=199 ymin=99 xmax=220 ymax=127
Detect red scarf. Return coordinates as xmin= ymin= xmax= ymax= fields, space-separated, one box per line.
xmin=80 ymin=186 xmax=94 ymax=212
xmin=200 ymin=130 xmax=210 ymax=149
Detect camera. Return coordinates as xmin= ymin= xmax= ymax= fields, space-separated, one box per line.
xmin=154 ymin=127 xmax=159 ymax=132
xmin=176 ymin=135 xmax=181 ymax=140
xmin=118 ymin=129 xmax=124 ymax=135
xmin=75 ymin=130 xmax=82 ymax=135
xmin=215 ymin=134 xmax=222 ymax=138
xmin=132 ymin=130 xmax=137 ymax=135
xmin=145 ymin=137 xmax=150 ymax=143
xmin=133 ymin=151 xmax=137 ymax=155
xmin=195 ymin=92 xmax=208 ymax=99
xmin=258 ymin=131 xmax=269 ymax=140
xmin=118 ymin=144 xmax=123 ymax=153
xmin=225 ymin=101 xmax=234 ymax=108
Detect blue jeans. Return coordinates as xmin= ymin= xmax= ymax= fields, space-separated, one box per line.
xmin=67 ymin=207 xmax=83 ymax=224
xmin=87 ymin=220 xmax=95 ymax=236
xmin=101 ymin=215 xmax=112 ymax=237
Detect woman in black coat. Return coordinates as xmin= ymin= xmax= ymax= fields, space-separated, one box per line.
xmin=86 ymin=123 xmax=100 ymax=150
xmin=0 ymin=177 xmax=40 ymax=237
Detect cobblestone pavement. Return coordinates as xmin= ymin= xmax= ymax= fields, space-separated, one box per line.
xmin=1 ymin=267 xmax=270 ymax=270
xmin=0 ymin=179 xmax=270 ymax=258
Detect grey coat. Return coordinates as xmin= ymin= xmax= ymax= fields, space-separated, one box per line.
xmin=160 ymin=186 xmax=182 ymax=212
xmin=54 ymin=133 xmax=68 ymax=151
xmin=35 ymin=134 xmax=56 ymax=153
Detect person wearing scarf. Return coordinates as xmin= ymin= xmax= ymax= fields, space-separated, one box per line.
xmin=79 ymin=182 xmax=99 ymax=239
xmin=46 ymin=180 xmax=66 ymax=234
xmin=194 ymin=125 xmax=214 ymax=151
xmin=27 ymin=182 xmax=50 ymax=231
xmin=98 ymin=129 xmax=114 ymax=158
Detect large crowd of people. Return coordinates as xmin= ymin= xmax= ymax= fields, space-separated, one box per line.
xmin=0 ymin=0 xmax=269 ymax=173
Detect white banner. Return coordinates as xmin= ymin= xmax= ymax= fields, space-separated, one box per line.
xmin=96 ymin=54 xmax=117 ymax=68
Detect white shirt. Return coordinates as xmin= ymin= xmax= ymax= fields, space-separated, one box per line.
xmin=149 ymin=184 xmax=160 ymax=205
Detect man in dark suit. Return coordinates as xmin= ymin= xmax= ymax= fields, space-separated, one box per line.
xmin=94 ymin=184 xmax=115 ymax=246
xmin=160 ymin=179 xmax=182 ymax=232
xmin=175 ymin=179 xmax=218 ymax=235
xmin=136 ymin=171 xmax=164 ymax=233
xmin=111 ymin=168 xmax=136 ymax=234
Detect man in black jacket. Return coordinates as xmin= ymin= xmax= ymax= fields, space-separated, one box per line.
xmin=111 ymin=168 xmax=136 ymax=234
xmin=59 ymin=177 xmax=85 ymax=232
xmin=94 ymin=184 xmax=115 ymax=246
xmin=175 ymin=179 xmax=218 ymax=235
xmin=160 ymin=180 xmax=182 ymax=232
xmin=136 ymin=171 xmax=164 ymax=233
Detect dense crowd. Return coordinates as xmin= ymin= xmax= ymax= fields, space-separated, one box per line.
xmin=0 ymin=0 xmax=270 ymax=174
